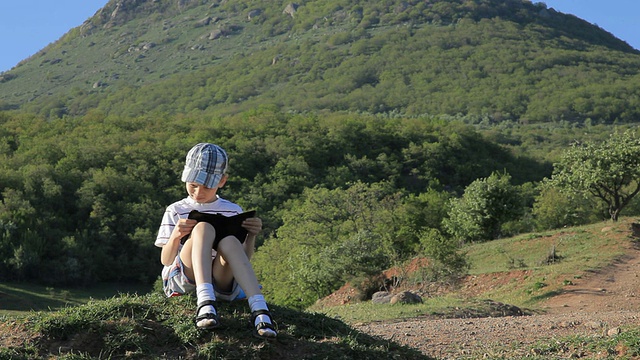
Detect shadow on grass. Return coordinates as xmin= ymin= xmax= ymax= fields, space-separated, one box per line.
xmin=0 ymin=282 xmax=152 ymax=313
xmin=0 ymin=284 xmax=78 ymax=312
xmin=1 ymin=292 xmax=433 ymax=360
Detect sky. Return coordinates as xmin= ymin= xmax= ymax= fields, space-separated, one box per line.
xmin=0 ymin=1 xmax=639 ymax=73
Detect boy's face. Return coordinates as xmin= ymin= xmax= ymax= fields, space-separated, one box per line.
xmin=186 ymin=182 xmax=219 ymax=203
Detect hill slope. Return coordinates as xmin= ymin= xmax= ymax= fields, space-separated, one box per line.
xmin=2 ymin=218 xmax=639 ymax=359
xmin=330 ymin=217 xmax=640 ymax=358
xmin=0 ymin=294 xmax=430 ymax=359
xmin=1 ymin=0 xmax=640 ymax=123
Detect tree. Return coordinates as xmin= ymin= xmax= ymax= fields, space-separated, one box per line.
xmin=252 ymin=181 xmax=408 ymax=308
xmin=549 ymin=129 xmax=640 ymax=221
xmin=419 ymin=228 xmax=469 ymax=282
xmin=532 ymin=181 xmax=600 ymax=230
xmin=443 ymin=172 xmax=523 ymax=243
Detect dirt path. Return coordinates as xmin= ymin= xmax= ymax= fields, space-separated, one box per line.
xmin=354 ymin=238 xmax=640 ymax=359
xmin=543 ymin=247 xmax=640 ymax=314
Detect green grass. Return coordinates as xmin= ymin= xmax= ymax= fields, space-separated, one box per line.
xmin=315 ymin=295 xmax=467 ymax=324
xmin=462 ymin=220 xmax=630 ymax=307
xmin=525 ymin=327 xmax=640 ymax=359
xmin=0 ymin=282 xmax=152 ymax=316
xmin=0 ymin=292 xmax=429 ymax=360
xmin=312 ymin=218 xmax=637 ymax=325
xmin=1 ymin=218 xmax=639 ymax=359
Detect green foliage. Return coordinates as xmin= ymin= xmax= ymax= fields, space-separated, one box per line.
xmin=254 ymin=178 xmax=470 ymax=309
xmin=443 ymin=172 xmax=525 ymax=243
xmin=1 ymin=102 xmax=637 ymax=310
xmin=532 ymin=181 xmax=601 ymax=230
xmin=418 ymin=228 xmax=469 ymax=282
xmin=549 ymin=129 xmax=640 ymax=221
xmin=253 ymin=182 xmax=408 ymax=308
xmin=0 ymin=109 xmax=540 ymax=289
xmin=2 ymin=0 xmax=640 ymax=124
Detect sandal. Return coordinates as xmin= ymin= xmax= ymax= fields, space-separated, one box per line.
xmin=250 ymin=309 xmax=277 ymax=340
xmin=195 ymin=300 xmax=220 ymax=330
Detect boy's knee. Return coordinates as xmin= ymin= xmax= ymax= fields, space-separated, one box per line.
xmin=191 ymin=222 xmax=216 ymax=244
xmin=192 ymin=221 xmax=215 ymax=234
xmin=217 ymin=236 xmax=242 ymax=252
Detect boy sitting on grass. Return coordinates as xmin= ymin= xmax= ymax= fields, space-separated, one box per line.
xmin=155 ymin=143 xmax=277 ymax=339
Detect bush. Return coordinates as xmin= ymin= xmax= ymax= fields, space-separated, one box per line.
xmin=419 ymin=228 xmax=468 ymax=282
xmin=443 ymin=172 xmax=524 ymax=243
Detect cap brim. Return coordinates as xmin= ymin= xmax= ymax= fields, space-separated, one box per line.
xmin=181 ymin=168 xmax=223 ymax=188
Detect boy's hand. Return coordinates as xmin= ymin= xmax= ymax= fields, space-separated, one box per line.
xmin=242 ymin=217 xmax=262 ymax=236
xmin=172 ymin=218 xmax=197 ymax=239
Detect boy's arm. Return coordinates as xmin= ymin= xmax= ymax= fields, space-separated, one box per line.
xmin=244 ymin=234 xmax=256 ymax=260
xmin=160 ymin=219 xmax=197 ymax=266
xmin=241 ymin=217 xmax=262 ymax=260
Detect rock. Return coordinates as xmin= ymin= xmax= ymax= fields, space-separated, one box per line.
xmin=371 ymin=291 xmax=393 ymax=304
xmin=607 ymin=327 xmax=621 ymax=336
xmin=208 ymin=29 xmax=225 ymax=40
xmin=196 ymin=17 xmax=212 ymax=27
xmin=390 ymin=291 xmax=422 ymax=305
xmin=584 ymin=321 xmax=603 ymax=329
xmin=247 ymin=9 xmax=261 ymax=20
xmin=283 ymin=3 xmax=299 ymax=18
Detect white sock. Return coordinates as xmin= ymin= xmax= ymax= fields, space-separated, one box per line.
xmin=196 ymin=283 xmax=216 ymax=317
xmin=248 ymin=294 xmax=268 ymax=312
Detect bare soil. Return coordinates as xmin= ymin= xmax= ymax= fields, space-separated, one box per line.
xmin=352 ymin=224 xmax=640 ymax=359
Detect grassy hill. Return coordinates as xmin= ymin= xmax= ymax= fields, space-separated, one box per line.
xmin=311 ymin=217 xmax=639 ymax=322
xmin=0 ymin=294 xmax=430 ymax=359
xmin=2 ymin=0 xmax=640 ymax=123
xmin=1 ymin=217 xmax=638 ymax=359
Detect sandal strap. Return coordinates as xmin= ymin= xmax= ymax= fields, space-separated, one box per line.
xmin=250 ymin=309 xmax=278 ymax=338
xmin=195 ymin=312 xmax=218 ymax=323
xmin=195 ymin=300 xmax=219 ymax=329
xmin=250 ymin=309 xmax=272 ymax=323
xmin=255 ymin=321 xmax=276 ymax=332
xmin=197 ymin=300 xmax=217 ymax=313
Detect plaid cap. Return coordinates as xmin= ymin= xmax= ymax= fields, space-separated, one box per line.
xmin=181 ymin=143 xmax=228 ymax=188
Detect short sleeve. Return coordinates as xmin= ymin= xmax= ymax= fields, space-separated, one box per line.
xmin=155 ymin=207 xmax=179 ymax=247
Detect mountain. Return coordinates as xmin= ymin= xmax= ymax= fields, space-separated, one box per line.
xmin=1 ymin=0 xmax=640 ymax=123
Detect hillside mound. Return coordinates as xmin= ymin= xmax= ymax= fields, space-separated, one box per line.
xmin=317 ymin=219 xmax=640 ymax=314
xmin=0 ymin=294 xmax=429 ymax=359
xmin=339 ymin=220 xmax=640 ymax=358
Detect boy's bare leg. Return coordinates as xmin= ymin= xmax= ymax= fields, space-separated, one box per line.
xmin=185 ymin=222 xmax=219 ymax=328
xmin=189 ymin=222 xmax=216 ymax=284
xmin=216 ymin=236 xmax=277 ymax=338
xmin=214 ymin=236 xmax=261 ymax=297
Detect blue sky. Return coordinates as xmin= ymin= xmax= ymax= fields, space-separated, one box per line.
xmin=0 ymin=1 xmax=638 ymax=73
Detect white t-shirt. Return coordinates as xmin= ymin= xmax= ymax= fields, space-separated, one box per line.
xmin=155 ymin=195 xmax=243 ymax=256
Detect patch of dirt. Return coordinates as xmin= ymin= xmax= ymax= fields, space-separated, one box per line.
xmin=0 ymin=321 xmax=35 ymax=349
xmin=346 ymin=221 xmax=640 ymax=358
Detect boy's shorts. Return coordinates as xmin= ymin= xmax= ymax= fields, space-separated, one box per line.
xmin=162 ymin=254 xmax=245 ymax=301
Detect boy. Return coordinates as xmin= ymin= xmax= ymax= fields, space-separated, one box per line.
xmin=155 ymin=143 xmax=277 ymax=339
